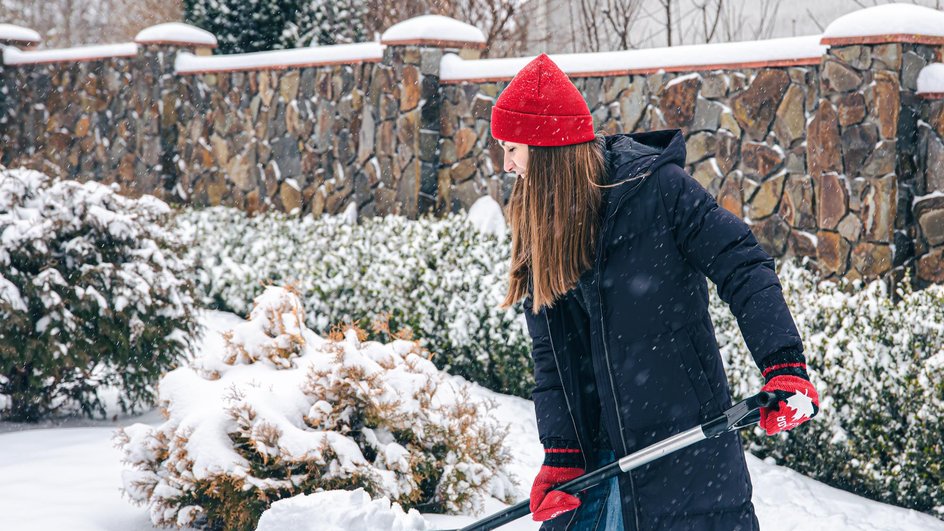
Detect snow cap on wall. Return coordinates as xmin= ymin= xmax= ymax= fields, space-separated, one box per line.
xmin=821 ymin=4 xmax=944 ymax=46
xmin=380 ymin=15 xmax=486 ymax=49
xmin=917 ymin=63 xmax=944 ymax=98
xmin=0 ymin=23 xmax=41 ymax=45
xmin=2 ymin=43 xmax=138 ymax=65
xmin=135 ymin=23 xmax=217 ymax=48
xmin=441 ymin=35 xmax=826 ymax=83
xmin=174 ymin=42 xmax=384 ymax=74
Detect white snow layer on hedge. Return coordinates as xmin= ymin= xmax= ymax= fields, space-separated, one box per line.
xmin=2 ymin=43 xmax=138 ymax=65
xmin=918 ymin=63 xmax=944 ymax=95
xmin=134 ymin=23 xmax=217 ymax=46
xmin=116 ymin=286 xmax=513 ymax=528
xmin=256 ymin=488 xmax=429 ymax=531
xmin=175 ymin=42 xmax=383 ymax=73
xmin=440 ymin=35 xmax=825 ymax=81
xmin=381 ymin=15 xmax=485 ymax=44
xmin=822 ymin=4 xmax=944 ymax=40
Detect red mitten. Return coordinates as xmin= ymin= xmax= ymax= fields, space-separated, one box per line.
xmin=530 ymin=440 xmax=584 ymax=521
xmin=759 ymin=350 xmax=820 ymax=436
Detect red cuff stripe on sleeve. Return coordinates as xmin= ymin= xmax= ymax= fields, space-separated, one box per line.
xmin=762 ymin=362 xmax=807 ymax=377
xmin=545 ymin=448 xmax=581 ymax=454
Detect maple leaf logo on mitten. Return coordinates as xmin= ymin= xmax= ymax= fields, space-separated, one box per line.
xmin=785 ymin=390 xmax=815 ymax=421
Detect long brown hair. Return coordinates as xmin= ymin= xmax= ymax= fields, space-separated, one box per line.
xmin=500 ymin=137 xmax=609 ymax=314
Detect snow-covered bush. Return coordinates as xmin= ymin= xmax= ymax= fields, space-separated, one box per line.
xmin=116 ymin=286 xmax=513 ymax=530
xmin=173 ymin=206 xmax=532 ymax=398
xmin=0 ymin=168 xmax=200 ymax=422
xmin=716 ymin=260 xmax=944 ymax=517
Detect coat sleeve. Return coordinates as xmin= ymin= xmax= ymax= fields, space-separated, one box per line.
xmin=655 ymin=164 xmax=803 ymax=368
xmin=522 ymin=295 xmax=580 ymax=446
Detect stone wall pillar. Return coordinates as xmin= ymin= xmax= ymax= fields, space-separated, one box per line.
xmin=379 ymin=16 xmax=486 ymax=217
xmin=132 ymin=23 xmax=217 ymax=201
xmin=814 ymin=7 xmax=944 ymax=283
xmin=912 ymin=66 xmax=944 ymax=284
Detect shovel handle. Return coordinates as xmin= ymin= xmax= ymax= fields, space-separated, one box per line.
xmin=445 ymin=391 xmax=774 ymax=531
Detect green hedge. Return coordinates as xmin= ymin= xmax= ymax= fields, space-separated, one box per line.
xmin=174 ymin=206 xmax=533 ymax=398
xmin=716 ymin=260 xmax=944 ymax=517
xmin=0 ymin=169 xmax=201 ymax=421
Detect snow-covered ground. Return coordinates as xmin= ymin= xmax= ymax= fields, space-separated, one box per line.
xmin=1 ymin=310 xmax=942 ymax=531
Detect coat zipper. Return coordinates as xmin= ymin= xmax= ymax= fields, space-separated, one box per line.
xmin=594 ymin=171 xmax=651 ymax=531
xmin=596 ymin=254 xmax=641 ymax=531
xmin=544 ymin=311 xmax=586 ymax=531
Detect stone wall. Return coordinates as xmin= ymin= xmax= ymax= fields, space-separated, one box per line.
xmin=0 ymin=40 xmax=452 ymax=219
xmin=801 ymin=42 xmax=915 ymax=282
xmin=0 ymin=53 xmax=167 ymax=196
xmin=172 ymin=44 xmax=453 ymax=218
xmin=3 ymin=11 xmax=944 ymax=285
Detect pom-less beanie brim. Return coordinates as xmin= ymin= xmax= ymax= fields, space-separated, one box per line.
xmin=490 ymin=53 xmax=596 ymax=147
xmin=491 ymin=106 xmax=596 ymax=147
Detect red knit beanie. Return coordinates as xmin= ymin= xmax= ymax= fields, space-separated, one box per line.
xmin=491 ymin=53 xmax=595 ymax=147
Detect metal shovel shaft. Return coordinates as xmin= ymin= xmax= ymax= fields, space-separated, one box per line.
xmin=446 ymin=392 xmax=774 ymax=531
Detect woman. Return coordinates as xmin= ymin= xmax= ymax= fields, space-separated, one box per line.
xmin=493 ymin=54 xmax=819 ymax=531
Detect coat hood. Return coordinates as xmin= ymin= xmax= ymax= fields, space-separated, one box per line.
xmin=601 ymin=129 xmax=687 ymax=203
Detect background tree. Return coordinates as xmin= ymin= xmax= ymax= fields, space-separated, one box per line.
xmin=298 ymin=0 xmax=369 ymax=46
xmin=183 ymin=0 xmax=304 ymax=54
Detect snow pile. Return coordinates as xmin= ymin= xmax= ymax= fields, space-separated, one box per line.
xmin=0 ymin=168 xmax=200 ymax=422
xmin=115 ymin=286 xmax=513 ymax=530
xmin=134 ymin=23 xmax=217 ymax=47
xmin=715 ymin=259 xmax=944 ymax=516
xmin=822 ymin=4 xmax=944 ymax=41
xmin=175 ymin=42 xmax=383 ymax=74
xmin=918 ymin=63 xmax=944 ymax=95
xmin=381 ymin=15 xmax=485 ymax=45
xmin=174 ymin=207 xmax=530 ymax=398
xmin=1 ymin=43 xmax=138 ymax=65
xmin=256 ymin=488 xmax=430 ymax=531
xmin=0 ymin=23 xmax=41 ymax=44
xmin=440 ymin=35 xmax=825 ymax=81
xmin=467 ymin=195 xmax=507 ymax=237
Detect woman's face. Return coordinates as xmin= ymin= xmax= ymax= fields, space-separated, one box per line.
xmin=500 ymin=140 xmax=529 ymax=177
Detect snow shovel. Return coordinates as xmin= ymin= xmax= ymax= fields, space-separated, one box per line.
xmin=440 ymin=390 xmax=777 ymax=531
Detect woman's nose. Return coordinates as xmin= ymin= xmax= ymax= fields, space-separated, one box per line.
xmin=503 ymin=155 xmax=515 ymax=173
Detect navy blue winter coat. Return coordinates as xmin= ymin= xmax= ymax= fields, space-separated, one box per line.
xmin=523 ymin=130 xmax=803 ymax=530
